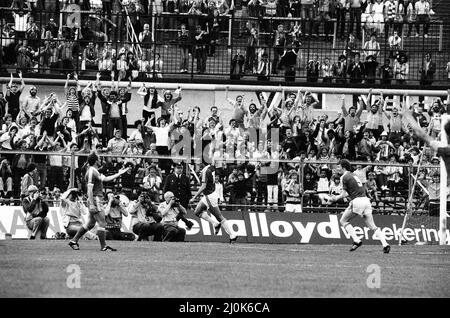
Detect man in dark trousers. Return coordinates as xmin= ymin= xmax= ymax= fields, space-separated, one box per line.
xmin=420 ymin=52 xmax=436 ymax=86
xmin=163 ymin=163 xmax=194 ymax=229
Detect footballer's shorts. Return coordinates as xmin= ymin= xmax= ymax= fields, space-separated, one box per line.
xmin=344 ymin=197 xmax=372 ymax=217
xmin=88 ymin=196 xmax=104 ymax=215
xmin=200 ymin=192 xmax=220 ymax=210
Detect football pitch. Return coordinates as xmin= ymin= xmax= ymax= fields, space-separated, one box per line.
xmin=0 ymin=240 xmax=449 ymax=298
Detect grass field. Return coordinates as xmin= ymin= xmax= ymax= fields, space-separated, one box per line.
xmin=0 ymin=240 xmax=449 ymax=298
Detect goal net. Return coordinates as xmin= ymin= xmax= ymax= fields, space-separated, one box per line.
xmin=399 ymin=115 xmax=449 ymax=245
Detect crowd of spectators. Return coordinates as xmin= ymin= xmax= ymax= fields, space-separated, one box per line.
xmin=0 ymin=69 xmax=449 ymax=219
xmin=1 ymin=0 xmax=447 ymax=84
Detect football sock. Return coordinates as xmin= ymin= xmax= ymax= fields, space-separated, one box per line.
xmin=71 ymin=226 xmax=88 ymax=243
xmin=97 ymin=228 xmax=106 ymax=249
xmin=221 ymin=219 xmax=236 ymax=239
xmin=344 ymin=224 xmax=361 ymax=243
xmin=374 ymin=227 xmax=389 ymax=247
xmin=199 ymin=212 xmax=219 ymax=227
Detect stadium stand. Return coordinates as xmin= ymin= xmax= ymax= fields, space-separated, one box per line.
xmin=0 ymin=0 xmax=448 ymax=219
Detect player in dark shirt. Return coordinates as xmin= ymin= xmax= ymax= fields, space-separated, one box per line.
xmin=329 ymin=159 xmax=390 ymax=253
xmin=403 ymin=106 xmax=450 ymax=190
xmin=68 ymin=152 xmax=129 ymax=251
xmin=190 ymin=158 xmax=238 ymax=243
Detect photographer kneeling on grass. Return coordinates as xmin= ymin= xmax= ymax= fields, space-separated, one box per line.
xmin=157 ymin=191 xmax=187 ymax=242
xmin=129 ymin=192 xmax=164 ymax=241
xmin=104 ymin=191 xmax=135 ymax=241
xmin=22 ymin=185 xmax=49 ymax=239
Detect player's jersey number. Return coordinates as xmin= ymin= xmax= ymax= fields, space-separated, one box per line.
xmin=353 ymin=175 xmax=363 ymax=187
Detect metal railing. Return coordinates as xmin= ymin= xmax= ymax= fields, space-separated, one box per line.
xmin=1 ymin=8 xmax=450 ymax=86
xmin=0 ymin=149 xmax=439 ymax=215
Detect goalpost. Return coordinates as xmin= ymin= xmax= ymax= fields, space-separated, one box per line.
xmin=439 ymin=115 xmax=449 ymax=245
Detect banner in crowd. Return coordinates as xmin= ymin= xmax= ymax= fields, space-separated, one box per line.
xmin=0 ymin=206 xmax=447 ymax=244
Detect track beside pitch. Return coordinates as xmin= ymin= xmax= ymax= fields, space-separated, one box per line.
xmin=0 ymin=240 xmax=448 ymax=298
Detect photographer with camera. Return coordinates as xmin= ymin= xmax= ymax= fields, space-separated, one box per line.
xmin=104 ymin=191 xmax=135 ymax=241
xmin=22 ymin=185 xmax=49 ymax=239
xmin=129 ymin=192 xmax=164 ymax=241
xmin=157 ymin=191 xmax=187 ymax=242
xmin=60 ymin=188 xmax=97 ymax=240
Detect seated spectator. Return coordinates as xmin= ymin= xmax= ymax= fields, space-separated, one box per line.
xmin=22 ymin=185 xmax=49 ymax=239
xmin=157 ymin=191 xmax=187 ymax=242
xmin=104 ymin=191 xmax=135 ymax=241
xmin=60 ymin=188 xmax=97 ymax=239
xmin=129 ymin=192 xmax=164 ymax=241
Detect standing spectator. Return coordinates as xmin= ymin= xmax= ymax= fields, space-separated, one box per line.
xmin=365 ymin=55 xmax=379 ymax=85
xmin=5 ymin=72 xmax=25 ymax=121
xmin=347 ymin=52 xmax=365 ymax=83
xmin=283 ymin=169 xmax=302 ymax=212
xmin=162 ymin=163 xmax=194 ymax=229
xmin=306 ymin=54 xmax=320 ymax=82
xmin=22 ymin=85 xmax=40 ymax=121
xmin=244 ymin=24 xmax=258 ymax=74
xmin=82 ymin=42 xmax=99 ymax=70
xmin=139 ymin=23 xmax=153 ymax=60
xmin=272 ymin=24 xmax=286 ymax=75
xmin=194 ymin=24 xmax=208 ymax=74
xmin=98 ymin=88 xmax=124 ymax=140
xmin=403 ymin=0 xmax=415 ymax=37
xmin=379 ymin=59 xmax=393 ymax=86
xmin=415 ymin=0 xmax=430 ymax=37
xmin=420 ymin=52 xmax=436 ymax=86
xmin=384 ymin=0 xmax=396 ymax=38
xmin=58 ymin=39 xmax=75 ymax=74
xmin=149 ymin=53 xmax=164 ymax=79
xmin=335 ymin=0 xmax=347 ymax=39
xmin=12 ymin=9 xmax=29 ymax=40
xmin=348 ymin=0 xmax=362 ymax=39
xmin=178 ymin=23 xmax=190 ymax=74
xmin=363 ymin=33 xmax=380 ymax=61
xmin=341 ymin=94 xmax=363 ymax=132
xmin=64 ymin=73 xmax=81 ymax=126
xmin=321 ymin=57 xmax=333 ymax=83
xmin=301 ymin=0 xmax=316 ymax=37
xmin=394 ymin=54 xmax=409 ymax=84
xmin=22 ymin=185 xmax=49 ymax=239
xmin=142 ymin=164 xmax=162 ymax=202
xmin=256 ymin=52 xmax=271 ymax=81
xmin=106 ymin=129 xmax=129 ymax=163
xmin=333 ymin=54 xmax=348 ymax=83
xmin=163 ymin=163 xmax=191 ymax=209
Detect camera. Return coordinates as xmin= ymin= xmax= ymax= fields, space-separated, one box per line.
xmin=172 ymin=197 xmax=180 ymax=206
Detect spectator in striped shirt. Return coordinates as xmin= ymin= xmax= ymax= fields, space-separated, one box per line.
xmin=64 ymin=73 xmax=81 ymax=127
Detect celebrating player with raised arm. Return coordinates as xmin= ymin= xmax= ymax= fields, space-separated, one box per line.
xmin=328 ymin=159 xmax=390 ymax=253
xmin=68 ymin=152 xmax=130 ymax=251
xmin=189 ymin=158 xmax=238 ymax=244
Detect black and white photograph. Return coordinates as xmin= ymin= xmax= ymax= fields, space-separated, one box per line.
xmin=0 ymin=0 xmax=449 ymax=306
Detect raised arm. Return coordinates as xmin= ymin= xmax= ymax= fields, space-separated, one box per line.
xmin=18 ymin=71 xmax=25 ymax=92
xmin=340 ymin=94 xmax=348 ymax=116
